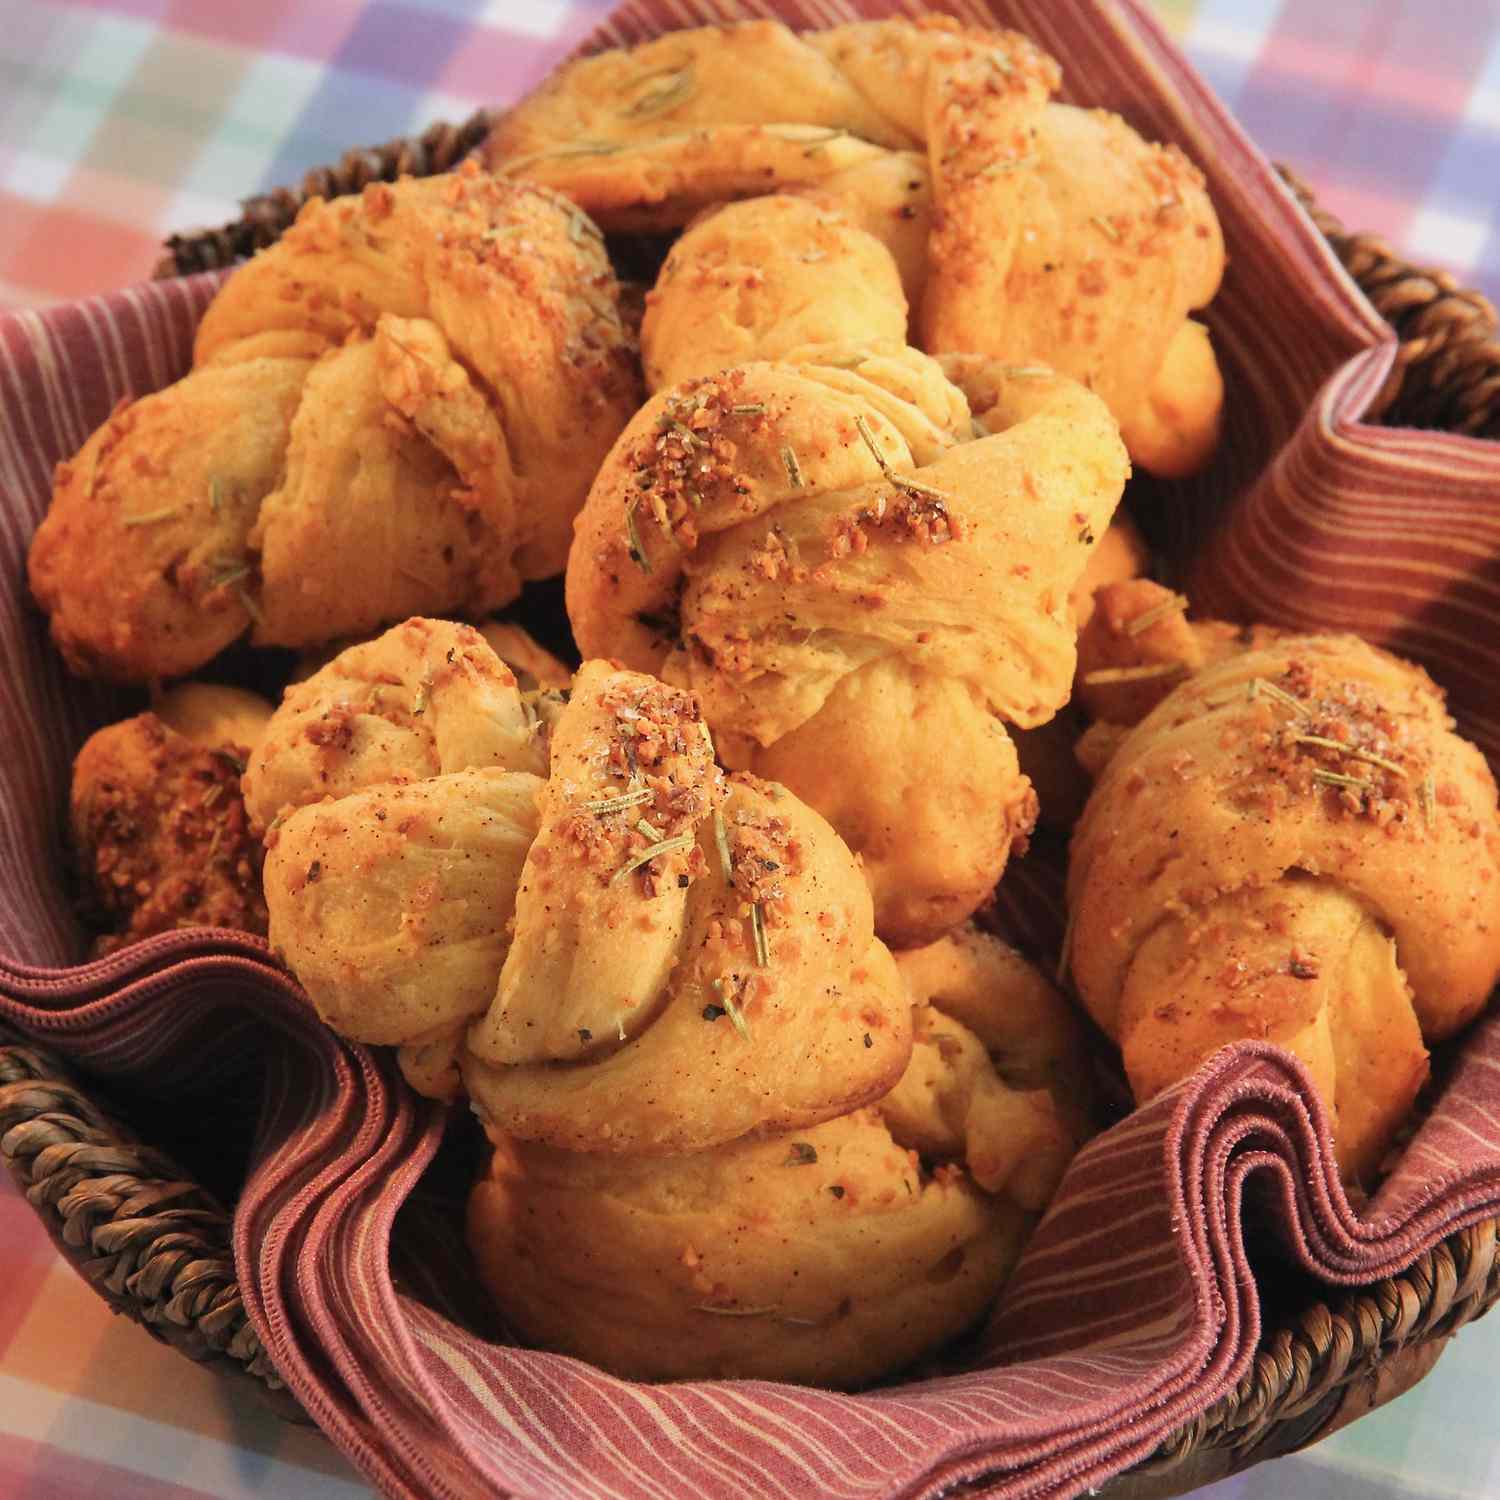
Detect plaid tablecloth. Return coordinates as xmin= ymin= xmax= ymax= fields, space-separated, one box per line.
xmin=2 ymin=2 xmax=1498 ymax=1497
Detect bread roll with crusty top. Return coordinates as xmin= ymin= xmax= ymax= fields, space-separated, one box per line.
xmin=253 ymin=620 xmax=913 ymax=1140
xmin=29 ymin=168 xmax=639 ymax=682
xmin=568 ymin=351 xmax=1127 ymax=945
xmin=1068 ymin=634 xmax=1500 ymax=1182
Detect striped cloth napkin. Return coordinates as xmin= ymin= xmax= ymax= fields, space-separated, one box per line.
xmin=2 ymin=2 xmax=1499 ymax=1498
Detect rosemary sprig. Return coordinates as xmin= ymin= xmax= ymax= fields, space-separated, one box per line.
xmin=500 ymin=140 xmax=624 ymax=175
xmin=1079 ymin=662 xmax=1189 ymax=686
xmin=621 ymin=64 xmax=695 ymax=120
xmin=1311 ymin=768 xmax=1372 ymax=793
xmin=624 ymin=497 xmax=651 ymax=573
xmin=713 ymin=809 xmax=733 ymax=882
xmin=1249 ymin=677 xmax=1306 ymax=717
xmin=1055 ymin=902 xmax=1075 ymax=986
xmin=890 ymin=472 xmax=953 ymax=503
xmin=781 ymin=444 xmax=804 ymax=488
xmin=568 ymin=209 xmax=603 ymax=245
xmin=712 ymin=976 xmax=751 ymax=1040
xmin=612 ymin=833 xmax=694 ymax=884
xmin=1124 ymin=593 xmax=1189 ymax=637
xmin=854 ymin=413 xmax=891 ymax=474
xmin=583 ymin=787 xmax=653 ymax=815
xmin=235 ymin=585 xmax=262 ymax=625
xmin=1091 ymin=214 xmax=1121 ymax=242
xmin=751 ymin=902 xmax=770 ymax=967
xmin=120 ymin=506 xmax=179 ymax=528
xmin=209 ymin=562 xmax=252 ymax=590
xmin=1293 ymin=735 xmax=1407 ymax=778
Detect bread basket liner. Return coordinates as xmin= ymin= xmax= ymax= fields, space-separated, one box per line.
xmin=3 ymin=0 xmax=1500 ymax=1496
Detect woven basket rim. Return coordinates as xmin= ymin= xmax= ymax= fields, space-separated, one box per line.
xmin=5 ymin=104 xmax=1499 ymax=1497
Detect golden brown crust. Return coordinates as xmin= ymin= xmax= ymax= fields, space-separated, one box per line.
xmin=890 ymin=926 xmax=1090 ymax=1208
xmin=641 ymin=195 xmax=908 ymax=390
xmin=254 ymin=622 xmax=912 ymax=1150
xmin=467 ymin=1105 xmax=1022 ymax=1387
xmin=29 ymin=363 xmax=309 ymax=681
xmin=71 ymin=684 xmax=274 ymax=953
xmin=1068 ymin=635 xmax=1500 ymax=1182
xmin=488 ymin=16 xmax=1224 ymax=476
xmin=30 ymin=170 xmax=640 ymax=682
xmin=567 ymin=354 xmax=1126 ymax=944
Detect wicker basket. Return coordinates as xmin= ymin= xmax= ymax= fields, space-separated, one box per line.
xmin=5 ymin=110 xmax=1500 ymax=1499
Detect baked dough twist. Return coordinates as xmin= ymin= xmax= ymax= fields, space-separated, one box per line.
xmin=487 ymin=16 xmax=1224 ymax=476
xmin=467 ymin=925 xmax=1086 ymax=1386
xmin=245 ymin=618 xmax=912 ymax=1149
xmin=29 ymin=167 xmax=639 ymax=682
xmin=567 ymin=349 xmax=1127 ymax=945
xmin=1067 ymin=635 xmax=1500 ymax=1182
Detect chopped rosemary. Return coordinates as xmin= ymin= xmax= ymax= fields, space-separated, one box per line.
xmin=731 ymin=404 xmax=765 ymax=416
xmin=751 ymin=902 xmax=770 ymax=967
xmin=854 ymin=413 xmax=891 ymax=474
xmin=989 ymin=48 xmax=1014 ymax=75
xmin=622 ymin=64 xmax=695 ymax=120
xmin=712 ymin=976 xmax=751 ymax=1040
xmin=411 ymin=670 xmax=433 ymax=717
xmin=698 ymin=719 xmax=715 ymax=760
xmin=209 ymin=562 xmax=252 ymax=590
xmin=624 ymin=497 xmax=651 ymax=573
xmin=784 ymin=1142 xmax=818 ymax=1166
xmin=235 ymin=585 xmax=262 ymax=625
xmin=970 ymin=417 xmax=989 ymax=439
xmin=693 ymin=1304 xmax=776 ymax=1318
xmin=981 ymin=152 xmax=1036 ymax=176
xmin=1079 ymin=662 xmax=1189 ymax=686
xmin=1293 ymin=735 xmax=1407 ymax=778
xmin=891 ymin=473 xmax=952 ymax=503
xmin=209 ymin=476 xmax=225 ymax=515
xmin=207 ymin=825 xmax=223 ymax=860
xmin=1311 ymin=768 xmax=1371 ymax=793
xmin=1421 ymin=773 xmax=1436 ymax=826
xmin=780 ymin=444 xmax=804 ymax=487
xmin=1250 ymin=677 xmax=1306 ymax=717
xmin=1055 ymin=902 xmax=1075 ymax=985
xmin=635 ymin=816 xmax=664 ymax=841
xmin=568 ymin=209 xmax=603 ymax=245
xmin=500 ymin=140 xmax=624 ymax=175
xmin=213 ymin=748 xmax=247 ymax=775
xmin=1000 ymin=364 xmax=1052 ymax=378
xmin=1125 ymin=593 xmax=1189 ymax=637
xmin=120 ymin=506 xmax=179 ymax=528
xmin=713 ymin=809 xmax=733 ymax=882
xmin=201 ymin=781 xmax=225 ymax=808
xmin=583 ymin=786 xmax=653 ymax=814
xmin=612 ymin=832 xmax=694 ymax=885
xmin=1091 ymin=214 xmax=1121 ymax=242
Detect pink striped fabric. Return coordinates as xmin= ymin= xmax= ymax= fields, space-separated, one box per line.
xmin=2 ymin=3 xmax=1500 ymax=1499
